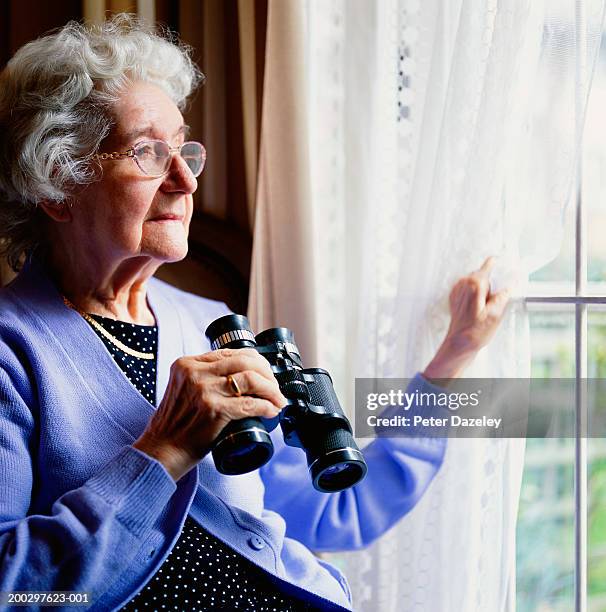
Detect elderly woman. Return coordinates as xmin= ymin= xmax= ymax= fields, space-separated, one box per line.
xmin=0 ymin=16 xmax=509 ymax=612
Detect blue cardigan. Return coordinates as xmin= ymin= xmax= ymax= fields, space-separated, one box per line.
xmin=0 ymin=260 xmax=446 ymax=611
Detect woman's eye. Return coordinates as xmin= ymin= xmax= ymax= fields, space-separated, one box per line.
xmin=136 ymin=144 xmax=155 ymax=157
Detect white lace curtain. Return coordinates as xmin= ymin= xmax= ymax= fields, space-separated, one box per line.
xmin=249 ymin=0 xmax=605 ymax=610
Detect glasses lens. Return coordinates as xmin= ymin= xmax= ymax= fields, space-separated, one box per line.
xmin=180 ymin=142 xmax=206 ymax=177
xmin=134 ymin=140 xmax=170 ymax=176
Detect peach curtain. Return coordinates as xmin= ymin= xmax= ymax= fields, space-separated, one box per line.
xmin=247 ymin=0 xmax=318 ymax=363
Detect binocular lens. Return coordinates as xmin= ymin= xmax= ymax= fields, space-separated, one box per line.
xmin=316 ymin=459 xmax=367 ymax=493
xmin=305 ymin=429 xmax=368 ymax=492
xmin=210 ymin=419 xmax=274 ymax=476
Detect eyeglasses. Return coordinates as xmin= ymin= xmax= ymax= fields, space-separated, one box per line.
xmin=95 ymin=140 xmax=206 ymax=178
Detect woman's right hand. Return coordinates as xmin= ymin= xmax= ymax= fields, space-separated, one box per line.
xmin=133 ymin=348 xmax=287 ymax=481
xmin=423 ymin=256 xmax=510 ymax=382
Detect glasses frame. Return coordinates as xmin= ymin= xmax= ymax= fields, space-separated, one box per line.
xmin=95 ymin=139 xmax=206 ymax=178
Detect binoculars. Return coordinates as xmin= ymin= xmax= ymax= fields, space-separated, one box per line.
xmin=205 ymin=314 xmax=367 ymax=492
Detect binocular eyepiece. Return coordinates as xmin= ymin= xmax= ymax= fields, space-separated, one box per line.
xmin=205 ymin=314 xmax=367 ymax=493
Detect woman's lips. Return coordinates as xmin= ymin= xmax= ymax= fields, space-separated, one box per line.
xmin=148 ymin=214 xmax=184 ymax=222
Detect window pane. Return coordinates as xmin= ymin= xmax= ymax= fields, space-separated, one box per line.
xmin=529 ymin=307 xmax=575 ymax=378
xmin=589 ymin=440 xmax=606 ymax=611
xmin=588 ymin=308 xmax=606 ymax=610
xmin=517 ymin=308 xmax=575 ymax=612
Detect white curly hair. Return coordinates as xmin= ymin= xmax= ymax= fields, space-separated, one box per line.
xmin=0 ymin=14 xmax=203 ymax=270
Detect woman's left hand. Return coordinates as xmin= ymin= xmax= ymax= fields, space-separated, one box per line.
xmin=423 ymin=256 xmax=510 ymax=381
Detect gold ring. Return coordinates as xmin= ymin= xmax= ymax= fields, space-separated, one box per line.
xmin=226 ymin=374 xmax=242 ymax=397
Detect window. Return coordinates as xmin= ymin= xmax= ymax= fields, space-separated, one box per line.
xmin=517 ymin=25 xmax=606 ymax=612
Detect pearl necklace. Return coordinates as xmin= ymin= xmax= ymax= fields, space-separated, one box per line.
xmin=62 ymin=296 xmax=155 ymax=360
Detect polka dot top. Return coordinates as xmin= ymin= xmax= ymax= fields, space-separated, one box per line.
xmin=85 ymin=315 xmax=332 ymax=612
xmin=89 ymin=314 xmax=157 ymax=404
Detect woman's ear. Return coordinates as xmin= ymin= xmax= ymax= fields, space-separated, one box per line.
xmin=38 ymin=200 xmax=72 ymax=222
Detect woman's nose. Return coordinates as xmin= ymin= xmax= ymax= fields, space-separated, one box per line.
xmin=161 ymin=153 xmax=198 ymax=194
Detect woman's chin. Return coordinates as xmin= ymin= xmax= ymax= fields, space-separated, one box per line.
xmin=161 ymin=244 xmax=189 ymax=263
xmin=141 ymin=239 xmax=189 ymax=264
xmin=140 ymin=225 xmax=191 ymax=262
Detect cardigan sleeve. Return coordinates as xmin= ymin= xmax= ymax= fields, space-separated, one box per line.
xmin=0 ymin=365 xmax=177 ymax=602
xmin=259 ymin=373 xmax=448 ymax=552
